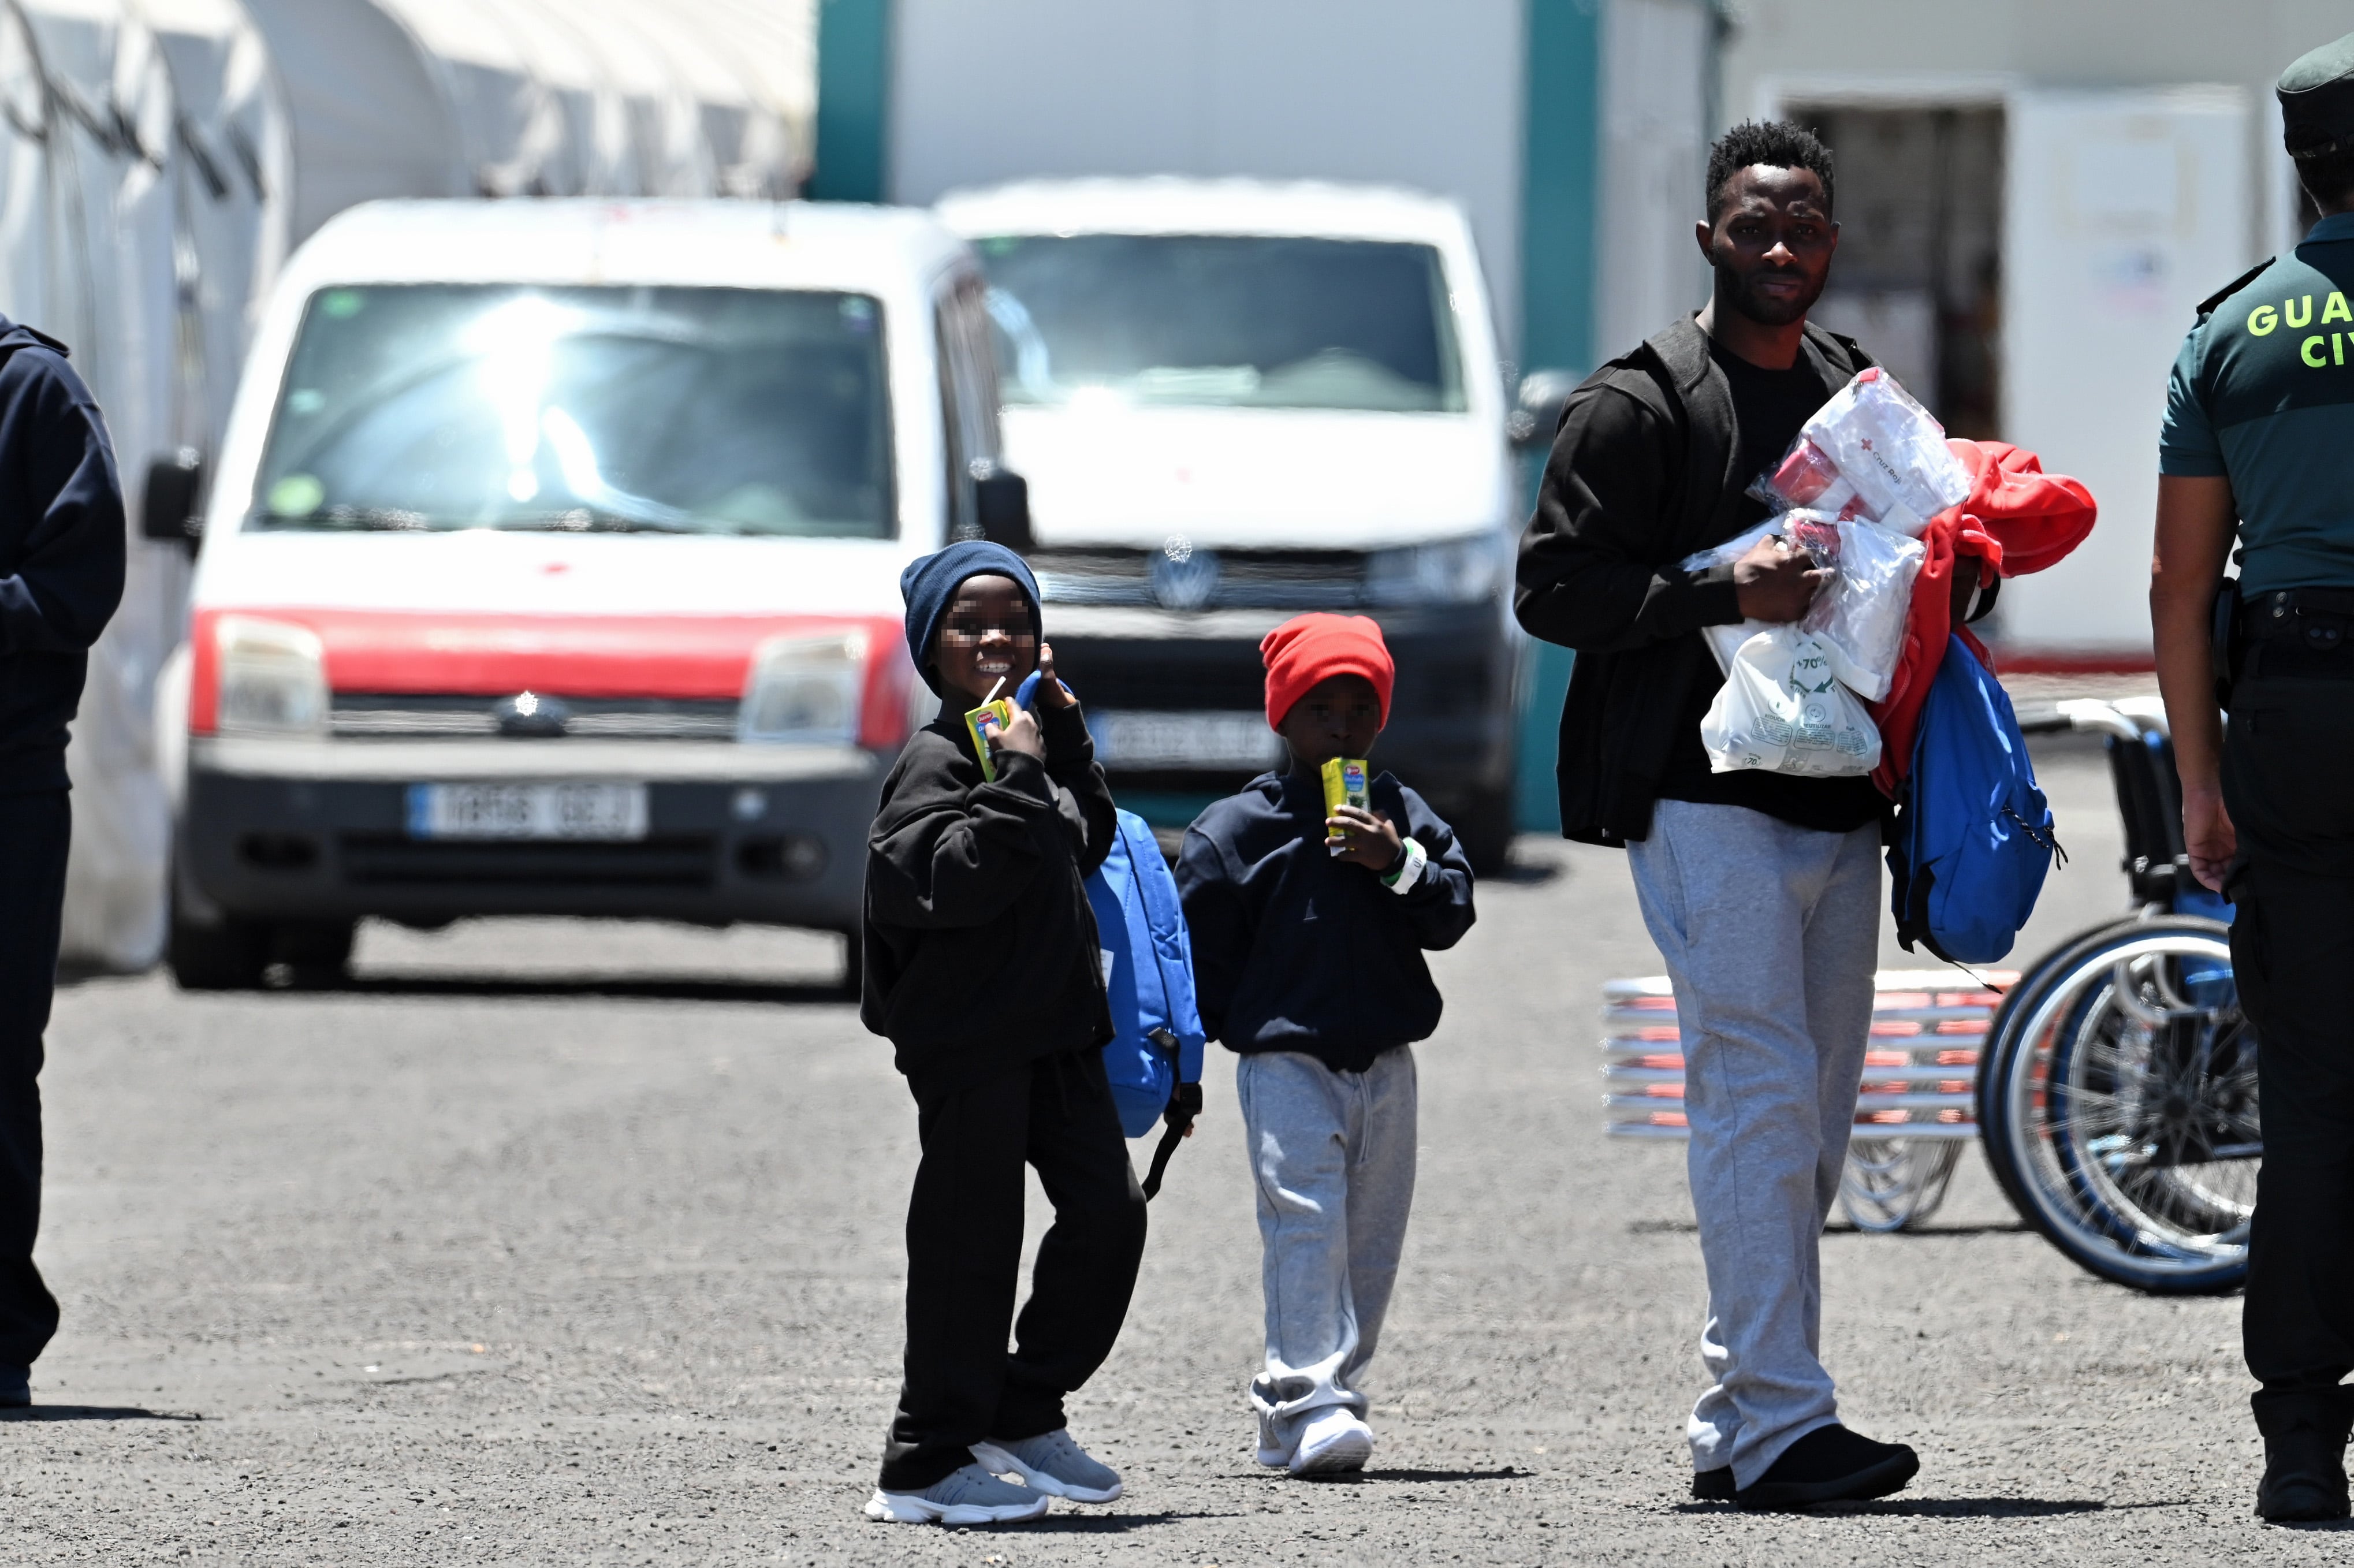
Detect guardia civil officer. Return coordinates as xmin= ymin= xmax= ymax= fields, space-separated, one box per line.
xmin=0 ymin=317 xmax=125 ymax=1408
xmin=2152 ymin=31 xmax=2354 ymax=1526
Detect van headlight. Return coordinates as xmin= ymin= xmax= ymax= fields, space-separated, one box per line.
xmin=740 ymin=631 xmax=867 ymax=744
xmin=216 ymin=615 xmax=329 ymax=735
xmin=1364 ymin=532 xmax=1510 ymax=606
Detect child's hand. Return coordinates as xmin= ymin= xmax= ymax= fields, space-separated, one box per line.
xmin=1326 ymin=805 xmax=1403 ymax=870
xmin=1033 ymin=643 xmax=1077 ymax=711
xmin=992 ymin=705 xmax=1046 ymax=761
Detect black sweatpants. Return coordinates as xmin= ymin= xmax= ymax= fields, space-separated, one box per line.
xmin=879 ymin=1048 xmax=1147 ymax=1493
xmin=0 ymin=792 xmax=68 ymax=1372
xmin=2224 ymin=672 xmax=2354 ymax=1416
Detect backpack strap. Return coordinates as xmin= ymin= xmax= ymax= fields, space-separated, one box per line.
xmin=1118 ymin=815 xmax=1200 ymax=1201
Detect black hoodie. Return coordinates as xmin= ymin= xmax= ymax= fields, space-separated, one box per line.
xmin=0 ymin=318 xmax=124 ymax=792
xmin=860 ymin=701 xmax=1118 ymax=1089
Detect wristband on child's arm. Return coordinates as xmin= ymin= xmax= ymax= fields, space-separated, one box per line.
xmin=1381 ymin=835 xmax=1426 ymax=893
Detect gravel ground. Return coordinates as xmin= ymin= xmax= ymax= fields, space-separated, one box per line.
xmin=5 ymin=740 xmax=2339 ymax=1564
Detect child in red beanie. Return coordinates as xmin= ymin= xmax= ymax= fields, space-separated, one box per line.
xmin=1174 ymin=612 xmax=1476 ymax=1477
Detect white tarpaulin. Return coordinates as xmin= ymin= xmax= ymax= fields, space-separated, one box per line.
xmin=0 ymin=0 xmax=812 ymax=969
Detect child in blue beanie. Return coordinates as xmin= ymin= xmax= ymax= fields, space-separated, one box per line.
xmin=860 ymin=540 xmax=1146 ymax=1527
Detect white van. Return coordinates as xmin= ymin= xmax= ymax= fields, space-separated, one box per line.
xmin=161 ymin=199 xmax=1022 ymax=988
xmin=935 ymin=178 xmax=1522 ymax=870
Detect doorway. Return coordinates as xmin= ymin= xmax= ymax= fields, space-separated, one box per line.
xmin=1785 ymin=104 xmax=2005 ymax=441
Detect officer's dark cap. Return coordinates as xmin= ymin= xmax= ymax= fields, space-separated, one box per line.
xmin=2281 ymin=31 xmax=2354 ymax=157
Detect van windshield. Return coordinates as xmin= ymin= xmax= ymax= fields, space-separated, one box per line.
xmin=972 ymin=234 xmax=1465 ymax=413
xmin=249 ymin=285 xmax=895 ymax=537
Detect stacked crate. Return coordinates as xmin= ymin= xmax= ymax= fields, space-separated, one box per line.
xmin=1601 ymin=970 xmax=2013 ymax=1140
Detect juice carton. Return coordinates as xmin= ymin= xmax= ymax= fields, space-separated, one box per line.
xmin=964 ymin=698 xmax=1016 ymax=783
xmin=1320 ymin=756 xmax=1369 ymax=856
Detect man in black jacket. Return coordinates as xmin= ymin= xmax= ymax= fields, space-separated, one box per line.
xmin=1515 ymin=122 xmax=1916 ymax=1510
xmin=861 ymin=541 xmax=1146 ymax=1527
xmin=0 ymin=316 xmax=124 ymax=1407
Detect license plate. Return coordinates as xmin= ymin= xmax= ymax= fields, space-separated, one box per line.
xmin=407 ymin=783 xmax=649 ymax=841
xmin=1090 ymin=710 xmax=1280 ymax=770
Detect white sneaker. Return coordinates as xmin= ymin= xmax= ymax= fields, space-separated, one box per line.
xmin=970 ymin=1428 xmax=1124 ymax=1503
xmin=1256 ymin=1411 xmax=1294 ymax=1469
xmin=1288 ymin=1407 xmax=1374 ymax=1477
xmin=863 ymin=1462 xmax=1050 ymax=1525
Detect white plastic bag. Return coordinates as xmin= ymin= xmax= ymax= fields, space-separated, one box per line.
xmin=1681 ymin=520 xmax=1779 ymax=674
xmin=1700 ymin=628 xmax=1882 ymax=777
xmin=1751 ymin=367 xmax=1971 ymax=537
xmin=1799 ymin=517 xmax=1924 ymax=702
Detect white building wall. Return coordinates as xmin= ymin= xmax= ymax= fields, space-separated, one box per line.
xmin=1596 ymin=0 xmax=1714 ymax=362
xmin=888 ymin=0 xmax=1528 ymax=351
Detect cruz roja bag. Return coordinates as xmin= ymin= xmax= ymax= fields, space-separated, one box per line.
xmin=1888 ymin=636 xmax=2064 ymax=964
xmin=1085 ymin=808 xmax=1206 ymax=1198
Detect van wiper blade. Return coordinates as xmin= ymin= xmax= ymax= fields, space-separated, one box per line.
xmin=249 ymin=505 xmax=441 ymax=531
xmin=493 ymin=507 xmax=705 ymax=535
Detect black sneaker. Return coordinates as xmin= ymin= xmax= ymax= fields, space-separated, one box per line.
xmin=1691 ymin=1466 xmax=1735 ymax=1501
xmin=2254 ymin=1388 xmax=2354 ymax=1523
xmin=1735 ymin=1425 xmax=1918 ymax=1511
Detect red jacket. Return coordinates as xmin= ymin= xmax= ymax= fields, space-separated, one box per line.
xmin=1868 ymin=440 xmax=2098 ymax=794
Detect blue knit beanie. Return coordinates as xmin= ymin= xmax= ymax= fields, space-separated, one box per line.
xmin=899 ymin=540 xmax=1043 ymax=693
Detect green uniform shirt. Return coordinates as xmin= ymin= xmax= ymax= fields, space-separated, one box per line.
xmin=2161 ymin=211 xmax=2354 ymax=595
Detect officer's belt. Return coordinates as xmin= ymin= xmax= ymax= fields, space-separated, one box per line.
xmin=2243 ymin=586 xmax=2354 ymax=676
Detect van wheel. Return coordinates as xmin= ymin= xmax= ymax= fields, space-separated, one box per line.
xmin=835 ymin=930 xmax=863 ymax=1000
xmin=168 ymin=908 xmax=270 ymax=991
xmin=1453 ymin=785 xmax=1515 ymax=878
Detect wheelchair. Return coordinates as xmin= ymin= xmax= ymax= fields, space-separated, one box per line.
xmin=1974 ymin=697 xmax=2257 ymax=1294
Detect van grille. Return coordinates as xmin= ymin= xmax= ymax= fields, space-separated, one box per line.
xmin=330 ymin=694 xmax=739 ymax=740
xmin=338 ymin=834 xmax=718 ymax=887
xmin=1030 ymin=548 xmax=1369 ymax=610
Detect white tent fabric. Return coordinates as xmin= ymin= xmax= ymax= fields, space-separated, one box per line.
xmin=0 ymin=0 xmax=811 ymax=969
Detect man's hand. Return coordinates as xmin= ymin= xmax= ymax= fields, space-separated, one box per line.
xmin=991 ymin=705 xmax=1045 ymax=761
xmin=1327 ymin=805 xmax=1404 ymax=870
xmin=1034 ymin=642 xmax=1077 ymax=711
xmin=2182 ymin=784 xmax=2237 ymax=893
xmin=1732 ymin=532 xmax=1826 ymax=623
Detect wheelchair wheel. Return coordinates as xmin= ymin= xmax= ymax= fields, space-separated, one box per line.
xmin=1977 ymin=915 xmax=2256 ymax=1293
xmin=1839 ymin=1138 xmax=1963 ymax=1232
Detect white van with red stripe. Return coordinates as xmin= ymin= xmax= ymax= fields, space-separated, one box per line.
xmin=161 ymin=200 xmax=1015 ymax=988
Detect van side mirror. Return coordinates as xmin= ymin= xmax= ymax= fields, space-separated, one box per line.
xmin=143 ymin=448 xmax=204 ymax=549
xmin=973 ymin=464 xmax=1033 ymax=553
xmin=1509 ymin=370 xmax=1581 ymax=450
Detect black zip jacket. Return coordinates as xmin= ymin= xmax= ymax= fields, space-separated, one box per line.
xmin=0 ymin=318 xmax=125 ymax=792
xmin=860 ymin=701 xmax=1117 ymax=1089
xmin=1175 ymin=769 xmax=1474 ymax=1074
xmin=1513 ymin=316 xmax=1869 ymax=845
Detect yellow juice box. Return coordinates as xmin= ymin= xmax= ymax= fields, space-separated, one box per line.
xmin=965 ymin=698 xmax=1016 ymax=783
xmin=1321 ymin=756 xmax=1369 ymax=855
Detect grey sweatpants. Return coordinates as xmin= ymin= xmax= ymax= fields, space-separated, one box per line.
xmin=1236 ymin=1046 xmax=1417 ymax=1448
xmin=1626 ymin=799 xmax=1880 ymax=1487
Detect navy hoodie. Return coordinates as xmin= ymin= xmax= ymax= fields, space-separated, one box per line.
xmin=1176 ymin=769 xmax=1475 ymax=1072
xmin=0 ymin=318 xmax=124 ymax=792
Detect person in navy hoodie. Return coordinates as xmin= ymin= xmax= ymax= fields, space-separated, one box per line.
xmin=1175 ymin=612 xmax=1474 ymax=1477
xmin=0 ymin=316 xmax=124 ymax=1410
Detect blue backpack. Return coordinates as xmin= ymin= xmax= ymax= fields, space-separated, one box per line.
xmin=1889 ymin=637 xmax=2064 ymax=964
xmin=1085 ymin=809 xmax=1206 ymax=1197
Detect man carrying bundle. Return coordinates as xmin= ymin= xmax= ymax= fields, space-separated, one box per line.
xmin=1514 ymin=120 xmax=1918 ymax=1510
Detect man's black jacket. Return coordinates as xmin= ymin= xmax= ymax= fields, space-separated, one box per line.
xmin=860 ymin=701 xmax=1116 ymax=1090
xmin=0 ymin=317 xmax=124 ymax=792
xmin=1175 ymin=768 xmax=1474 ymax=1074
xmin=1513 ymin=316 xmax=1871 ymax=845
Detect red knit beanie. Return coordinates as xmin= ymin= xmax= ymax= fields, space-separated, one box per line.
xmin=1260 ymin=613 xmax=1395 ymax=731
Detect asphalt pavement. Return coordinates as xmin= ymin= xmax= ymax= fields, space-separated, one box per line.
xmin=6 ymin=739 xmax=2340 ymax=1564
